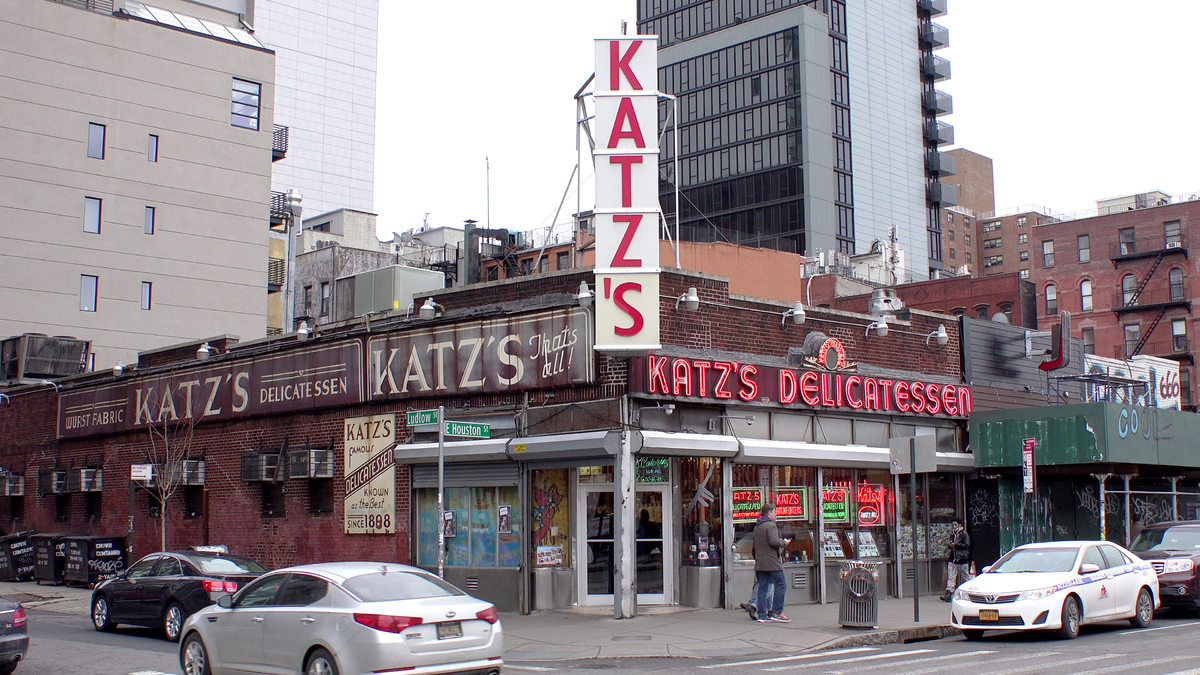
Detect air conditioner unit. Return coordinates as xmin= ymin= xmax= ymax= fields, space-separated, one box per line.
xmin=241 ymin=454 xmax=281 ymax=482
xmin=81 ymin=468 xmax=102 ymax=492
xmin=66 ymin=468 xmax=83 ymax=493
xmin=182 ymin=460 xmax=206 ymax=486
xmin=4 ymin=474 xmax=24 ymax=497
xmin=1167 ymin=241 xmax=1182 ymax=249
xmin=288 ymin=449 xmax=334 ymax=479
xmin=52 ymin=470 xmax=66 ymax=494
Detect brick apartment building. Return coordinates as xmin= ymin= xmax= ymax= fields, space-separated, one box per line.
xmin=1032 ymin=197 xmax=1200 ymax=408
xmin=818 ymin=272 xmax=1037 ymax=328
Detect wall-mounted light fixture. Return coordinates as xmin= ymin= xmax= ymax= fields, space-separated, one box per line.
xmin=196 ymin=343 xmax=212 ymax=360
xmin=675 ymin=287 xmax=700 ymax=312
xmin=633 ymin=403 xmax=675 ymax=423
xmin=781 ymin=301 xmax=806 ymax=326
xmin=419 ymin=298 xmax=445 ymax=319
xmin=575 ymin=280 xmax=594 ymax=308
xmin=0 ymin=393 xmax=9 ymax=406
xmin=112 ymin=361 xmax=125 ymax=377
xmin=926 ymin=324 xmax=949 ymax=350
xmin=865 ymin=316 xmax=889 ymax=338
xmin=36 ymin=379 xmax=61 ymax=392
xmin=296 ymin=320 xmax=311 ymax=341
xmin=709 ymin=414 xmax=755 ymax=432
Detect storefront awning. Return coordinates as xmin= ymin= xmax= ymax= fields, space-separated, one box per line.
xmin=507 ymin=430 xmax=621 ymax=461
xmin=394 ymin=438 xmax=510 ymax=465
xmin=635 ymin=430 xmax=740 ymax=457
xmin=936 ymin=451 xmax=975 ymax=473
xmin=736 ymin=439 xmax=890 ymax=468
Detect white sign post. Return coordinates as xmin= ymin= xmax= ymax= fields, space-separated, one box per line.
xmin=593 ymin=37 xmax=662 ymax=354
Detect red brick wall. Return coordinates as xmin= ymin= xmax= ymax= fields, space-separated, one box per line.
xmin=823 ymin=272 xmax=1036 ymax=328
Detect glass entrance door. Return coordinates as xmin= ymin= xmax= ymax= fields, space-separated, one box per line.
xmin=578 ymin=484 xmax=672 ymax=606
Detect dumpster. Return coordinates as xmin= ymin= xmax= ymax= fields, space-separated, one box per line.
xmin=838 ymin=560 xmax=880 ymax=629
xmin=0 ymin=532 xmax=38 ymax=581
xmin=34 ymin=534 xmax=70 ymax=586
xmin=65 ymin=535 xmax=126 ymax=587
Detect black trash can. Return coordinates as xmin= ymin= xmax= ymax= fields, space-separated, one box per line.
xmin=34 ymin=534 xmax=70 ymax=586
xmin=0 ymin=532 xmax=38 ymax=581
xmin=64 ymin=536 xmax=126 ymax=587
xmin=838 ymin=561 xmax=880 ymax=629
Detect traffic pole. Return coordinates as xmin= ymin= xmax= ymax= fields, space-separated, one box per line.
xmin=437 ymin=405 xmax=445 ymax=579
xmin=911 ymin=438 xmax=919 ymax=623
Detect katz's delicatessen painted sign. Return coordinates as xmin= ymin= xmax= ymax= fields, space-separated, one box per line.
xmin=344 ymin=414 xmax=396 ymax=535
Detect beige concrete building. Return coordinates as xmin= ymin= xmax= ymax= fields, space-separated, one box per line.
xmin=0 ymin=0 xmax=277 ymax=370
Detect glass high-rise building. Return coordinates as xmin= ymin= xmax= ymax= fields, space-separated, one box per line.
xmin=639 ymin=0 xmax=956 ymax=280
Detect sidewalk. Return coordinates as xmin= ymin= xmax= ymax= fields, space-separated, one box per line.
xmin=503 ymin=596 xmax=959 ymax=661
xmin=0 ymin=580 xmax=93 ymax=615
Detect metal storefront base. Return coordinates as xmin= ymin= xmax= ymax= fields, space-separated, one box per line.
xmin=533 ymin=567 xmax=574 ymax=610
xmin=679 ymin=565 xmax=721 ymax=608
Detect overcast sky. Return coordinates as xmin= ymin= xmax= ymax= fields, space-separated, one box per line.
xmin=374 ymin=1 xmax=1200 ymax=239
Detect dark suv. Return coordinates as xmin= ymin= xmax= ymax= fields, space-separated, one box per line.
xmin=1130 ymin=521 xmax=1200 ymax=613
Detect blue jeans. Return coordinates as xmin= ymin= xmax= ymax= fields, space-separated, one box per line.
xmin=756 ymin=570 xmax=786 ymax=618
xmin=749 ymin=578 xmax=774 ymax=609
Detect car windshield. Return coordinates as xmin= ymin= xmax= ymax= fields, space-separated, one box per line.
xmin=343 ymin=571 xmax=466 ymax=602
xmin=1131 ymin=528 xmax=1200 ymax=553
xmin=989 ymin=547 xmax=1079 ymax=573
xmin=192 ymin=555 xmax=267 ymax=575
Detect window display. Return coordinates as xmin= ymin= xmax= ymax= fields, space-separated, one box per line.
xmin=681 ymin=457 xmax=723 ymax=567
xmin=732 ymin=465 xmax=815 ymax=565
xmin=530 ymin=469 xmax=570 ymax=568
xmin=416 ymin=486 xmax=520 ymax=568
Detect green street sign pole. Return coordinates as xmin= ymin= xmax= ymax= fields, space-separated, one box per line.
xmin=438 ymin=404 xmax=445 ymax=580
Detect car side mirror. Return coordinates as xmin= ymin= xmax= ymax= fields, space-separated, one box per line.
xmin=1080 ymin=563 xmax=1100 ymax=574
xmin=217 ymin=594 xmax=234 ymax=609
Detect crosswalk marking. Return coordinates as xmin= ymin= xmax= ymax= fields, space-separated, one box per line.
xmin=503 ymin=666 xmax=558 ymax=672
xmin=1163 ymin=669 xmax=1200 ymax=675
xmin=823 ymin=650 xmax=996 ymax=675
xmin=1072 ymin=655 xmax=1196 ymax=675
xmin=881 ymin=650 xmax=1062 ymax=675
xmin=1119 ymin=620 xmax=1200 ymax=635
xmin=698 ymin=647 xmax=879 ymax=669
xmin=975 ymin=652 xmax=1122 ymax=675
xmin=764 ymin=648 xmax=937 ymax=671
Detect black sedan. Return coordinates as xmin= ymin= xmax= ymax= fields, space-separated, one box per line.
xmin=91 ymin=551 xmax=266 ymax=641
xmin=0 ymin=597 xmax=27 ymax=674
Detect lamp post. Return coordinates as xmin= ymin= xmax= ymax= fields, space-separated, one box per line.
xmin=282 ymin=189 xmax=303 ymax=332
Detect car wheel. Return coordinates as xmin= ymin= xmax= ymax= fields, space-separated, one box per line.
xmin=305 ymin=647 xmax=340 ymax=675
xmin=181 ymin=633 xmax=211 ymax=675
xmin=92 ymin=595 xmax=114 ymax=631
xmin=1129 ymin=588 xmax=1154 ymax=628
xmin=163 ymin=602 xmax=186 ymax=642
xmin=1057 ymin=595 xmax=1081 ymax=639
xmin=962 ymin=629 xmax=985 ymax=641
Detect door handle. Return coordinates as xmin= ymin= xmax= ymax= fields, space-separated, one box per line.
xmin=251 ymin=617 xmax=264 ymax=623
xmin=300 ymin=617 xmax=316 ymax=624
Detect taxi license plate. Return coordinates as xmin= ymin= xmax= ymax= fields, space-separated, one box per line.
xmin=437 ymin=621 xmax=463 ymax=640
xmin=978 ymin=610 xmax=999 ymax=622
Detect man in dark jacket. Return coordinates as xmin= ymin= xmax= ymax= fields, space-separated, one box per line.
xmin=942 ymin=518 xmax=971 ymax=601
xmin=753 ymin=503 xmax=789 ymax=622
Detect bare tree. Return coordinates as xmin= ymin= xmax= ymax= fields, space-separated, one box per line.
xmin=142 ymin=413 xmax=199 ymax=553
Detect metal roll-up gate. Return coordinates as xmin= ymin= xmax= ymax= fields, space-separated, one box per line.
xmin=411 ymin=462 xmax=519 ymax=488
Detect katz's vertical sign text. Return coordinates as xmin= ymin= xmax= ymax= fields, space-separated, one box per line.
xmin=593 ymin=36 xmax=662 ymax=353
xmin=344 ymin=414 xmax=396 ymax=535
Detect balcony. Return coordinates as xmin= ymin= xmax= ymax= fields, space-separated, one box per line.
xmin=1114 ymin=338 xmax=1192 ymax=363
xmin=928 ymin=181 xmax=957 ymax=207
xmin=921 ymin=55 xmax=951 ymax=81
xmin=918 ymin=0 xmax=948 ymax=17
xmin=1109 ymin=235 xmax=1187 ymax=262
xmin=923 ymin=120 xmax=955 ymax=146
xmin=926 ymin=151 xmax=956 ymax=177
xmin=919 ymin=23 xmax=950 ymax=49
xmin=922 ymin=90 xmax=953 ymax=117
xmin=49 ymin=0 xmax=114 ymax=13
xmin=272 ymin=125 xmax=289 ymax=162
xmin=270 ymin=191 xmax=288 ymax=227
xmin=268 ymin=257 xmax=286 ymax=291
xmin=1111 ymin=284 xmax=1190 ymax=313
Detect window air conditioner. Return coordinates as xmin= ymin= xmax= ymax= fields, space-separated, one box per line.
xmin=1167 ymin=241 xmax=1182 ymax=249
xmin=4 ymin=474 xmax=24 ymax=497
xmin=241 ymin=454 xmax=281 ymax=482
xmin=182 ymin=460 xmax=206 ymax=486
xmin=66 ymin=468 xmax=83 ymax=493
xmin=288 ymin=449 xmax=334 ymax=479
xmin=81 ymin=468 xmax=103 ymax=492
xmin=51 ymin=470 xmax=66 ymax=494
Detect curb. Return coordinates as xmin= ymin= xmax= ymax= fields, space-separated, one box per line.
xmin=805 ymin=624 xmax=962 ymax=651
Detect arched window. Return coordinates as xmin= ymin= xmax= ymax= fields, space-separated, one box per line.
xmin=1045 ymin=284 xmax=1057 ymax=314
xmin=998 ymin=302 xmax=1014 ymax=323
xmin=1170 ymin=268 xmax=1185 ymax=301
xmin=1080 ymin=280 xmax=1093 ymax=311
xmin=973 ymin=304 xmax=989 ymax=319
xmin=1122 ymin=274 xmax=1138 ymax=306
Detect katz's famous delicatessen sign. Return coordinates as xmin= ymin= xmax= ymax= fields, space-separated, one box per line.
xmin=58 ymin=341 xmax=364 ymax=438
xmin=628 ymin=344 xmax=971 ymax=418
xmin=343 ymin=414 xmax=396 ymax=535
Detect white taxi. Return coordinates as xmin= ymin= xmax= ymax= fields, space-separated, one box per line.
xmin=950 ymin=540 xmax=1159 ymax=640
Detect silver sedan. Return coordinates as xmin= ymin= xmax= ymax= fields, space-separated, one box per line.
xmin=177 ymin=562 xmax=502 ymax=675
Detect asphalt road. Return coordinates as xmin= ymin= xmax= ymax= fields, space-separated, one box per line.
xmin=18 ymin=607 xmax=1200 ymax=675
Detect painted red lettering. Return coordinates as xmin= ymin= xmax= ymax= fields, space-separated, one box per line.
xmin=779 ymin=369 xmax=798 ymax=404
xmin=800 ymin=371 xmax=820 ymax=406
xmin=864 ymin=377 xmax=880 ymax=410
xmin=611 ymin=214 xmax=643 ymax=266
xmin=612 ymin=281 xmax=644 ymax=336
xmin=738 ymin=364 xmax=759 ymax=401
xmin=648 ymin=356 xmax=668 ymax=394
xmin=926 ymin=383 xmax=941 ymax=414
xmin=910 ymin=382 xmax=926 ymax=412
xmin=713 ymin=362 xmax=734 ymax=399
xmin=609 ymin=155 xmax=643 ymax=207
xmin=607 ymin=97 xmax=646 ymax=148
xmin=609 ymin=40 xmax=643 ymax=90
xmin=894 ymin=380 xmax=910 ymax=412
xmin=672 ymin=358 xmax=693 ymax=397
xmin=845 ymin=375 xmax=863 ymax=408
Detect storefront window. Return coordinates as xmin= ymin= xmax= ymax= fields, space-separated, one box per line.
xmin=927 ymin=474 xmax=956 ymax=559
xmin=732 ymin=465 xmax=815 ymax=565
xmin=579 ymin=465 xmax=613 ymax=483
xmin=857 ymin=470 xmax=893 ymax=559
xmin=822 ymin=468 xmax=855 ymax=558
xmin=530 ymin=469 xmax=570 ymax=568
xmin=681 ymin=457 xmax=723 ymax=568
xmin=898 ymin=478 xmax=928 ymax=559
xmin=416 ymin=486 xmax=520 ymax=568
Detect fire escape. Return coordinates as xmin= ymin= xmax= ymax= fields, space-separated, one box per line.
xmin=1111 ymin=234 xmax=1190 ymax=360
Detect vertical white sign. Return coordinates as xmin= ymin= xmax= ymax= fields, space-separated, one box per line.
xmin=593 ymin=37 xmax=662 ymax=353
xmin=344 ymin=413 xmax=396 ymax=534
